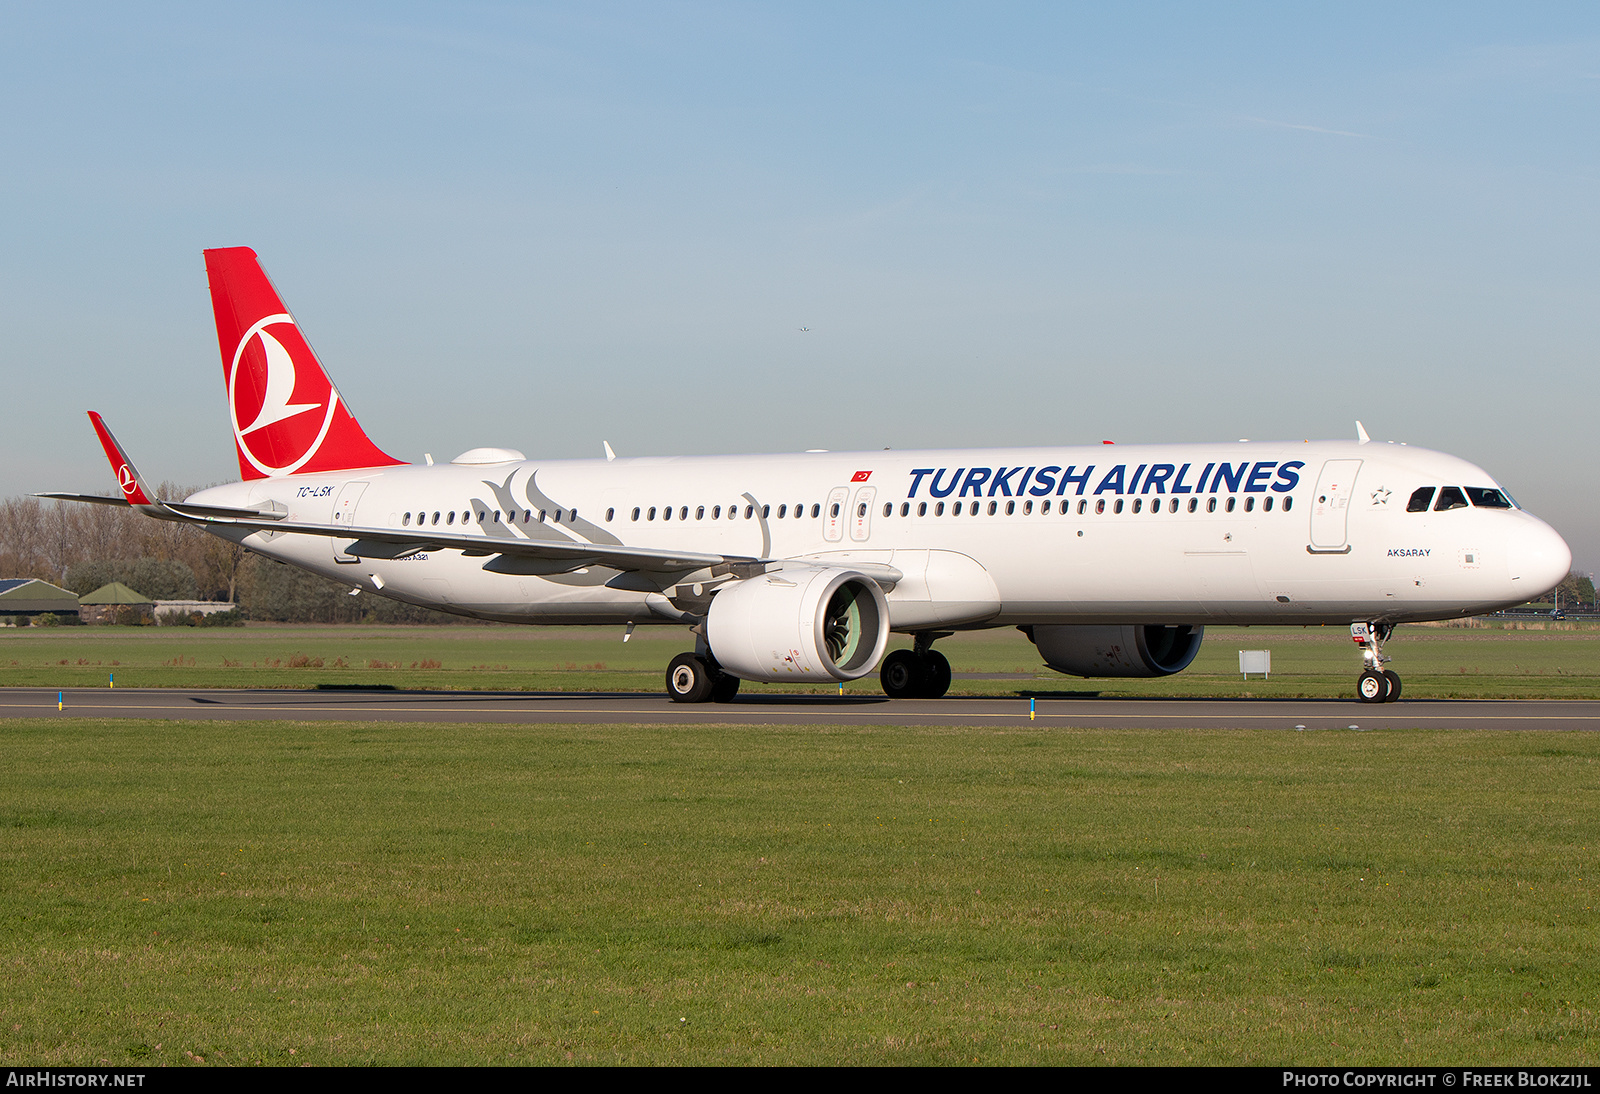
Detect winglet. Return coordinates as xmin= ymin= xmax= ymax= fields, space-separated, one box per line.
xmin=1355 ymin=421 xmax=1371 ymax=445
xmin=87 ymin=412 xmax=156 ymax=506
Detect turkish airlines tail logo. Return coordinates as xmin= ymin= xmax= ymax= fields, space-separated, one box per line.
xmin=205 ymin=247 xmax=403 ymax=480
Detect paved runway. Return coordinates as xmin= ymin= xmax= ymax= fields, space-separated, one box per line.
xmin=3 ymin=687 xmax=1598 ymax=730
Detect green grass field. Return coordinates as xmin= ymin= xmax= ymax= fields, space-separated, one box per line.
xmin=0 ymin=718 xmax=1595 ymax=1065
xmin=3 ymin=621 xmax=1600 ymax=698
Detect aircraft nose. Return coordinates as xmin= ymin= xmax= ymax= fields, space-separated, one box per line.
xmin=1507 ymin=516 xmax=1571 ymax=596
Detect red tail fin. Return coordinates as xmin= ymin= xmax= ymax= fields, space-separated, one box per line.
xmin=204 ymin=247 xmax=404 ymax=480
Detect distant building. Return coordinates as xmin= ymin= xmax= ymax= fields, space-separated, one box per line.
xmin=79 ymin=582 xmax=155 ymax=625
xmin=0 ymin=579 xmax=81 ymax=621
xmin=153 ymin=600 xmax=238 ymax=619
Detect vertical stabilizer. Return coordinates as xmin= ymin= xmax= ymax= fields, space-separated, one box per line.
xmin=204 ymin=247 xmax=404 ymax=480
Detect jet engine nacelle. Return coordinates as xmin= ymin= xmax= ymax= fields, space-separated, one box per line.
xmin=707 ymin=568 xmax=891 ymax=683
xmin=1028 ymin=623 xmax=1205 ymax=678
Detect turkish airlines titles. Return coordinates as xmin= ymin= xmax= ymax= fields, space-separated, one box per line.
xmin=903 ymin=460 xmax=1305 ymax=500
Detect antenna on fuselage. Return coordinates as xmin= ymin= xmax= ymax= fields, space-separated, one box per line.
xmin=603 ymin=441 xmax=617 ymax=462
xmin=1355 ymin=421 xmax=1371 ymax=445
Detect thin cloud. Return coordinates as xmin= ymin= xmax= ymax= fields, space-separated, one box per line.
xmin=1238 ymin=115 xmax=1382 ymax=140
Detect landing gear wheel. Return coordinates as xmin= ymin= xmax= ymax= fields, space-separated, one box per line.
xmin=710 ymin=672 xmax=741 ymax=704
xmin=1357 ymin=669 xmax=1390 ymax=704
xmin=923 ymin=650 xmax=952 ymax=699
xmin=667 ymin=653 xmax=715 ymax=703
xmin=880 ymin=650 xmax=926 ymax=698
xmin=1382 ymin=670 xmax=1402 ymax=703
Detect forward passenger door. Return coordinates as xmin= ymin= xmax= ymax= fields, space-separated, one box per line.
xmin=1308 ymin=460 xmax=1361 ymax=553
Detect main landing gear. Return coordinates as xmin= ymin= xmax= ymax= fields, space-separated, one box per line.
xmin=665 ymin=632 xmax=953 ymax=704
xmin=879 ymin=633 xmax=953 ymax=699
xmin=1351 ymin=622 xmax=1402 ymax=703
xmin=666 ymin=651 xmax=741 ymax=704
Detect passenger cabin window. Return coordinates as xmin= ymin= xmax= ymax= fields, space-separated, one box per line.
xmin=917 ymin=502 xmax=927 ymax=516
xmin=1465 ymin=487 xmax=1513 ymax=509
xmin=1407 ymin=487 xmax=1436 ymax=513
xmin=696 ymin=506 xmax=705 ymax=520
xmin=777 ymin=504 xmax=787 ymax=518
xmin=1434 ymin=487 xmax=1468 ymax=512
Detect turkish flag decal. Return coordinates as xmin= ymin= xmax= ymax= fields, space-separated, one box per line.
xmin=851 ymin=470 xmax=872 ymax=482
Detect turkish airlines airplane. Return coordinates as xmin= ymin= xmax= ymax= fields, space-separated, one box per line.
xmin=44 ymin=248 xmax=1572 ymax=704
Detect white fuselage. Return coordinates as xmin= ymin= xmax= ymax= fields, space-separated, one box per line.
xmin=189 ymin=440 xmax=1571 ymax=630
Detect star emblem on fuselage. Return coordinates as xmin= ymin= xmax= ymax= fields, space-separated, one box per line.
xmin=1370 ymin=487 xmax=1391 ymax=506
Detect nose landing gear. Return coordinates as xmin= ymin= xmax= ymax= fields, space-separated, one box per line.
xmin=1352 ymin=622 xmax=1401 ymax=703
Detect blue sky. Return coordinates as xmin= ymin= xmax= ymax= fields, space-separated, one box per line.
xmin=3 ymin=4 xmax=1597 ymax=569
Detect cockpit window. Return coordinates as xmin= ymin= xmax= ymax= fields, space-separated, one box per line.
xmin=1464 ymin=487 xmax=1513 ymax=509
xmin=1407 ymin=487 xmax=1435 ymax=513
xmin=1434 ymin=487 xmax=1468 ymax=512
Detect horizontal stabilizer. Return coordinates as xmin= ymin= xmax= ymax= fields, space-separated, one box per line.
xmin=39 ymin=493 xmax=289 ymax=523
xmin=161 ymin=501 xmax=289 ymax=522
xmin=33 ymin=492 xmax=130 ymax=508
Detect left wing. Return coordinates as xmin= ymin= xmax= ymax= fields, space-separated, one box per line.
xmin=192 ymin=511 xmax=747 ymax=575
